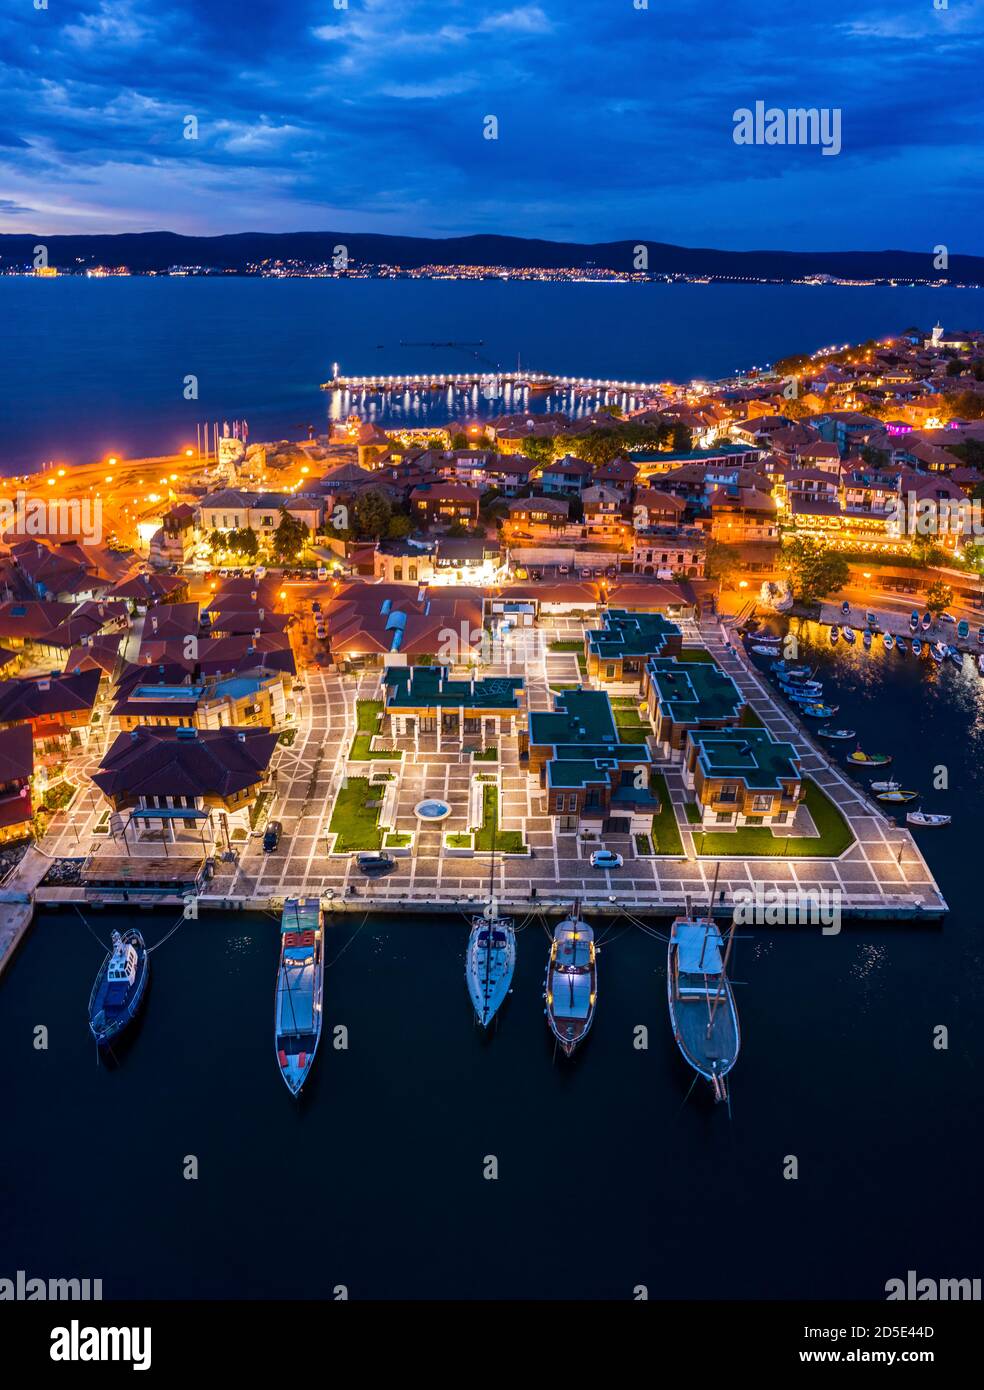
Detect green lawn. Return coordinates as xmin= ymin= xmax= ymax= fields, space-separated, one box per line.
xmin=549 ymin=639 xmax=584 ymax=652
xmin=349 ymin=699 xmax=402 ymax=761
xmin=42 ymin=781 xmax=76 ymax=812
xmin=328 ymin=776 xmax=384 ymax=851
xmin=676 ymin=647 xmax=716 ymax=663
xmin=473 ymin=783 xmax=527 ymax=853
xmin=650 ymin=773 xmax=685 ymax=855
xmin=634 ymin=833 xmax=654 ymax=856
xmin=473 ymin=746 xmax=498 ymax=761
xmin=684 ymin=801 xmax=702 ymax=824
xmin=384 ymin=831 xmax=411 ymax=848
xmin=693 ymin=780 xmax=854 ymax=857
xmin=445 ymin=832 xmax=474 ymax=849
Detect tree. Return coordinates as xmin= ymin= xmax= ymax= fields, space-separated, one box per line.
xmin=671 ymin=422 xmax=693 ymax=453
xmin=227 ymin=527 xmax=258 ymax=559
xmin=704 ymin=539 xmax=742 ymax=589
xmin=353 ymin=489 xmax=392 ymax=539
xmin=925 ymin=579 xmax=953 ymax=619
xmin=385 ymin=513 xmax=412 ymax=540
xmin=781 ymin=536 xmax=849 ymax=603
xmin=273 ymin=508 xmax=308 ymax=561
xmin=208 ymin=529 xmax=223 ymax=554
xmin=450 ymin=431 xmax=469 ymax=450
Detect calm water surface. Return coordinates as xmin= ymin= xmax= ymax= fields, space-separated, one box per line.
xmin=3 ymin=279 xmax=984 ymax=471
xmin=1 ymin=625 xmax=982 ymax=1298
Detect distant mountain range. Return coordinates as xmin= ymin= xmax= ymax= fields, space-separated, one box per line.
xmin=1 ymin=230 xmax=982 ymax=281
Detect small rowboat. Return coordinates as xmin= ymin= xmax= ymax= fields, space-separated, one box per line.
xmin=907 ymin=809 xmax=951 ymax=827
xmin=957 ymin=620 xmax=970 ymax=640
xmin=801 ymin=702 xmax=838 ymax=718
xmin=829 ymin=625 xmax=839 ymax=644
xmin=866 ymin=611 xmax=877 ymax=629
xmin=978 ymin=627 xmax=984 ymax=646
xmin=817 ymin=726 xmax=855 ymax=739
xmin=977 ymin=653 xmax=984 ymax=676
xmin=947 ymin=645 xmax=963 ymax=666
xmin=896 ymin=637 xmax=908 ymax=654
xmin=931 ymin=642 xmax=946 ymax=663
xmin=841 ymin=601 xmax=851 ymax=616
xmin=751 ymin=644 xmax=781 ymax=656
xmin=909 ymin=611 xmax=920 ymax=632
xmin=841 ymin=626 xmax=856 ymax=643
xmin=912 ymin=639 xmax=923 ymax=656
xmin=883 ymin=632 xmax=895 ymax=651
xmin=862 ymin=630 xmax=872 ymax=649
xmin=871 ymin=779 xmax=900 ymax=793
xmin=876 ymin=789 xmax=917 ymax=803
xmin=921 ymin=613 xmax=932 ymax=632
xmin=848 ymin=749 xmax=892 ymax=767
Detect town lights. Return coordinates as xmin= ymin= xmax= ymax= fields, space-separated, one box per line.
xmin=108 ymin=456 xmax=118 ymax=466
xmin=57 ymin=468 xmax=65 ymax=477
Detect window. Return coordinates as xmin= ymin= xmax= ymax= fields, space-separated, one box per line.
xmin=718 ymin=786 xmax=737 ymax=803
xmin=751 ymin=793 xmax=772 ymax=813
xmin=716 ymin=811 xmax=733 ymax=824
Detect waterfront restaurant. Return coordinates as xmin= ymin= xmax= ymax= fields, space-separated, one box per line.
xmin=522 ymin=688 xmax=656 ymax=835
xmin=643 ymin=657 xmax=746 ymax=756
xmin=381 ymin=665 xmax=524 ymax=749
xmin=584 ymin=608 xmax=682 ymax=686
xmin=683 ymin=726 xmax=801 ymax=828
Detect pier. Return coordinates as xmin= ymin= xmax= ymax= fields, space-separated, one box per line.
xmin=322 ymin=370 xmax=666 ymax=393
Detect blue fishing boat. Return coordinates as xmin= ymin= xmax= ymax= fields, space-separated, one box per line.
xmin=909 ymin=611 xmax=920 ymax=632
xmin=913 ymin=638 xmax=923 ymax=656
xmin=667 ymin=915 xmax=739 ymax=1105
xmin=957 ymin=620 xmax=970 ymax=640
xmin=275 ymin=898 xmax=324 ymax=1096
xmin=801 ymin=702 xmax=839 ymax=718
xmin=896 ymin=636 xmax=907 ymax=654
xmin=88 ymin=929 xmax=150 ymax=1047
xmin=883 ymin=632 xmax=895 ymax=651
xmin=947 ymin=645 xmax=963 ymax=666
xmin=921 ymin=613 xmax=932 ymax=632
xmin=829 ymin=625 xmax=839 ymax=643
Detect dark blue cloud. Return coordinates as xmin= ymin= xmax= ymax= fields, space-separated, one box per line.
xmin=1 ymin=0 xmax=983 ymax=249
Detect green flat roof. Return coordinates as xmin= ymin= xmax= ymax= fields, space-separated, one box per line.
xmin=647 ymin=657 xmax=743 ymax=724
xmin=531 ymin=688 xmax=650 ymax=787
xmin=689 ymin=727 xmax=800 ymax=790
xmin=586 ymin=609 xmax=682 ymax=661
xmin=383 ymin=665 xmax=523 ymax=710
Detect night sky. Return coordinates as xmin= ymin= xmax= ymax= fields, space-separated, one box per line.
xmin=2 ymin=0 xmax=983 ymax=249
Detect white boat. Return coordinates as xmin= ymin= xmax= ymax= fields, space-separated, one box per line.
xmin=275 ymin=898 xmax=324 ymax=1096
xmin=907 ymin=809 xmax=952 ymax=827
xmin=667 ymin=916 xmax=739 ymax=1104
xmin=871 ymin=779 xmax=900 ymax=793
xmin=465 ymin=900 xmax=516 ymax=1028
xmin=931 ymin=641 xmax=946 ymax=663
xmin=883 ymin=632 xmax=894 ymax=651
xmin=829 ymin=625 xmax=839 ymax=643
xmin=912 ymin=639 xmax=923 ymax=656
xmin=841 ymin=626 xmax=856 ymax=643
xmin=751 ymin=644 xmax=781 ymax=656
xmin=977 ymin=653 xmax=984 ymax=676
xmin=862 ymin=629 xmax=872 ymax=649
xmin=544 ymin=909 xmax=597 ymax=1056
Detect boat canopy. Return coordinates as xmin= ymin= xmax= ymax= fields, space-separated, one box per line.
xmin=281 ymin=898 xmax=321 ymax=934
xmin=674 ymin=921 xmax=724 ymax=975
xmin=552 ymin=969 xmax=593 ymax=1019
xmin=554 ymin=922 xmax=593 ymax=968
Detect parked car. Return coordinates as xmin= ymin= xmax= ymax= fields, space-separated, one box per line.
xmin=355 ymin=851 xmax=395 ymax=876
xmin=317 ymin=566 xmax=328 ymax=581
xmin=254 ymin=566 xmax=267 ymax=580
xmin=579 ymin=568 xmax=591 ymax=579
xmin=558 ymin=564 xmax=570 ymax=575
xmin=263 ymin=821 xmax=283 ymax=853
xmin=589 ymin=849 xmax=624 ymax=870
xmin=939 ymin=612 xmax=956 ymax=624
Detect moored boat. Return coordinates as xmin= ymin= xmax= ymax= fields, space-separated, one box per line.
xmin=977 ymin=653 xmax=984 ymax=676
xmin=921 ymin=613 xmax=932 ymax=632
xmin=883 ymin=632 xmax=894 ymax=651
xmin=544 ymin=908 xmax=597 ymax=1056
xmin=862 ymin=629 xmax=872 ymax=649
xmin=800 ymin=702 xmax=838 ymax=717
xmin=817 ymin=726 xmax=855 ymax=739
xmin=751 ymin=644 xmax=781 ymax=656
xmin=829 ymin=625 xmax=839 ymax=643
xmin=871 ymin=779 xmax=900 ymax=793
xmin=876 ymin=789 xmax=917 ymax=803
xmin=88 ymin=929 xmax=150 ymax=1047
xmin=841 ymin=626 xmax=856 ymax=643
xmin=667 ymin=915 xmax=740 ymax=1104
xmin=465 ymin=900 xmax=516 ymax=1028
xmin=907 ymin=809 xmax=952 ymax=827
xmin=275 ymin=897 xmax=324 ymax=1096
xmin=909 ymin=610 xmax=920 ymax=632
xmin=947 ymin=645 xmax=962 ymax=666
xmin=841 ymin=600 xmax=851 ymax=616
xmin=848 ymin=748 xmax=892 ymax=767
xmin=912 ymin=638 xmax=923 ymax=656
xmin=866 ymin=611 xmax=877 ymax=629
xmin=931 ymin=641 xmax=946 ymax=663
xmin=896 ymin=637 xmax=908 ymax=654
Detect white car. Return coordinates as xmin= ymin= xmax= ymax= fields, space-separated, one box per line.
xmin=589 ymin=849 xmax=623 ymax=870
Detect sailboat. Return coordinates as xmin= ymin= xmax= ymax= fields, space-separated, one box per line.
xmin=667 ymin=913 xmax=740 ymax=1104
xmin=544 ymin=905 xmax=597 ymax=1056
xmin=275 ymin=897 xmax=324 ymax=1096
xmin=465 ymin=824 xmax=516 ymax=1028
xmin=907 ymin=808 xmax=952 ymax=827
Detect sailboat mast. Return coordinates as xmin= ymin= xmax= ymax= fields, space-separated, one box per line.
xmin=706 ymin=913 xmax=737 ymax=1036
